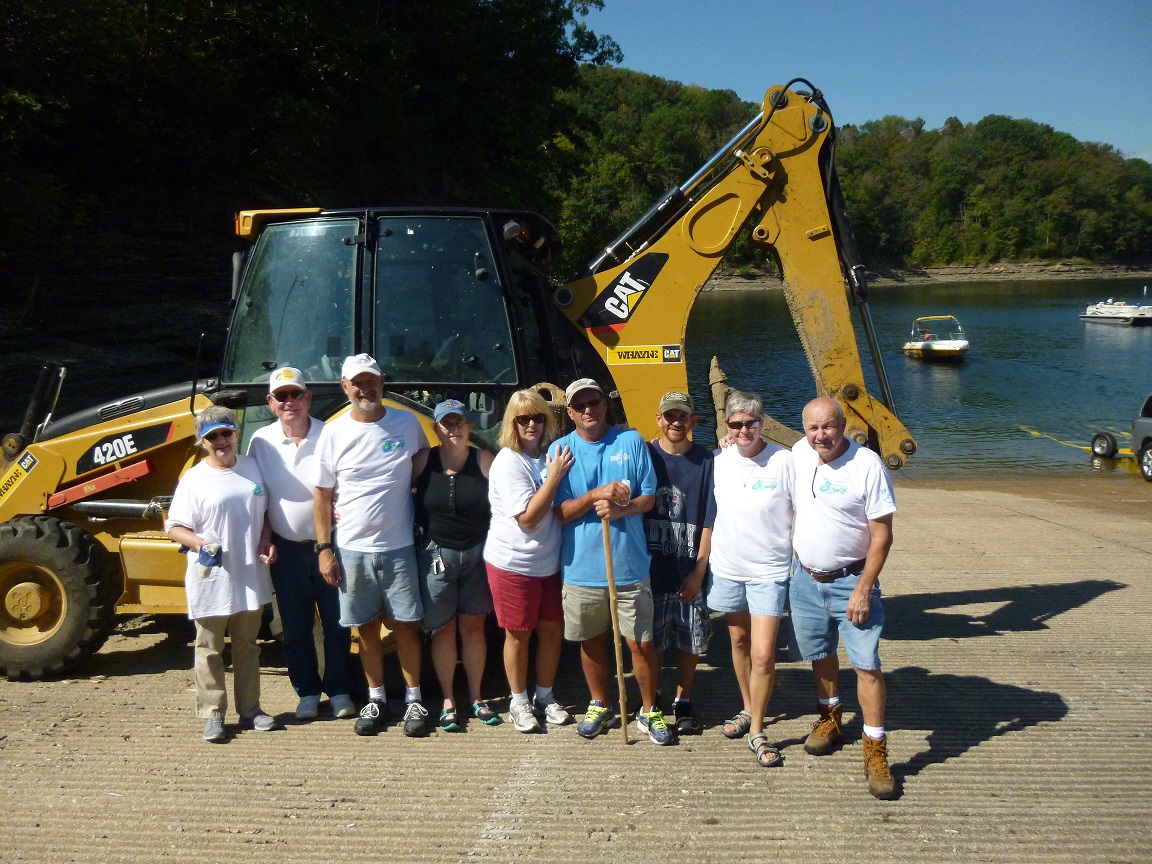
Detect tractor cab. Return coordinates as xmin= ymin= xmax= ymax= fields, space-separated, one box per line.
xmin=223 ymin=208 xmax=602 ymax=445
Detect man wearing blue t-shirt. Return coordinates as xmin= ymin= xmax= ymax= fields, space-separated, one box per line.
xmin=551 ymin=378 xmax=671 ymax=745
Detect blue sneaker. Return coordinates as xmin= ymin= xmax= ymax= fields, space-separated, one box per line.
xmin=637 ymin=708 xmax=675 ymax=745
xmin=577 ymin=700 xmax=615 ymax=739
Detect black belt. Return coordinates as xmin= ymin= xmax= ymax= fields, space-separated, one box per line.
xmin=273 ymin=533 xmax=315 ymax=548
xmin=796 ymin=558 xmax=867 ymax=583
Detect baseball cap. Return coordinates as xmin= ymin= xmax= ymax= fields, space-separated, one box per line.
xmin=434 ymin=399 xmax=468 ymax=423
xmin=341 ymin=353 xmax=382 ymax=379
xmin=196 ymin=416 xmax=238 ymax=438
xmin=268 ymin=367 xmax=308 ymax=394
xmin=565 ymin=378 xmax=604 ymax=404
xmin=658 ymin=390 xmax=694 ymax=414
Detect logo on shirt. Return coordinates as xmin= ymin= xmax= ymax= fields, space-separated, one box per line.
xmin=817 ymin=479 xmax=848 ymax=495
xmin=380 ymin=437 xmax=405 ymax=454
xmin=253 ymin=484 xmax=265 ymax=497
xmin=609 ymin=451 xmax=630 ymax=465
xmin=655 ymin=485 xmax=684 ymax=520
xmin=880 ymin=484 xmax=894 ymax=505
xmin=749 ymin=479 xmax=778 ymax=492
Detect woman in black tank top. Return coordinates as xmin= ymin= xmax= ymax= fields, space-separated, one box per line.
xmin=414 ymin=400 xmax=497 ymax=731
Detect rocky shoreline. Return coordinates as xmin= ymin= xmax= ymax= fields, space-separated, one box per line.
xmin=703 ymin=260 xmax=1152 ymax=290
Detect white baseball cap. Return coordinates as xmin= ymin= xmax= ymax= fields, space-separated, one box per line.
xmin=341 ymin=353 xmax=383 ymax=380
xmin=268 ymin=367 xmax=308 ymax=394
xmin=564 ymin=378 xmax=604 ymax=404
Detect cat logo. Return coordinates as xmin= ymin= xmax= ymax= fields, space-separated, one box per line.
xmin=606 ymin=344 xmax=685 ymax=365
xmin=578 ymin=252 xmax=669 ymax=332
xmin=0 ymin=452 xmax=38 ymax=502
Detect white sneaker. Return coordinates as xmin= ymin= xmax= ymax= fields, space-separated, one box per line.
xmin=532 ymin=696 xmax=573 ymax=726
xmin=295 ymin=694 xmax=321 ymax=720
xmin=509 ymin=700 xmax=542 ymax=733
xmin=329 ymin=694 xmax=357 ymax=719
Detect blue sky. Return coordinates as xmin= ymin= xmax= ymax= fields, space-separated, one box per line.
xmin=581 ymin=0 xmax=1152 ymax=161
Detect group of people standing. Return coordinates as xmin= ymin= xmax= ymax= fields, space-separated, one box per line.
xmin=164 ymin=353 xmax=898 ymax=800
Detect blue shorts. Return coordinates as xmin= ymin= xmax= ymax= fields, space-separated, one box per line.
xmin=707 ymin=574 xmax=788 ymax=617
xmin=418 ymin=539 xmax=493 ymax=632
xmin=787 ymin=558 xmax=883 ymax=670
xmin=652 ymin=591 xmax=710 ymax=656
xmin=336 ymin=545 xmax=422 ymax=627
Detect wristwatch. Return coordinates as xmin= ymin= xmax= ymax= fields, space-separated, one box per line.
xmin=314 ymin=542 xmax=334 ymax=553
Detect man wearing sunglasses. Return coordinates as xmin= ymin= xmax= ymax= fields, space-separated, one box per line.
xmin=248 ymin=367 xmax=355 ymax=723
xmin=551 ymin=379 xmax=670 ymax=744
xmin=790 ymin=396 xmax=897 ymax=799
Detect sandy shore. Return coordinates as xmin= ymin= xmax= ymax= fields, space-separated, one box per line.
xmin=703 ymin=260 xmax=1152 ymax=290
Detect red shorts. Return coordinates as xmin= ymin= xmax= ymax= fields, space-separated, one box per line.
xmin=485 ymin=563 xmax=563 ymax=632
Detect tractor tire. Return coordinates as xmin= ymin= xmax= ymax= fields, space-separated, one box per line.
xmin=0 ymin=516 xmax=117 ymax=680
xmin=1140 ymin=444 xmax=1152 ymax=482
xmin=1090 ymin=432 xmax=1118 ymax=459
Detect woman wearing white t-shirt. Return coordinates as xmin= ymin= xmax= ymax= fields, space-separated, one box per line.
xmin=165 ymin=406 xmax=278 ymax=743
xmin=707 ymin=391 xmax=795 ymax=768
xmin=484 ymin=389 xmax=573 ymax=733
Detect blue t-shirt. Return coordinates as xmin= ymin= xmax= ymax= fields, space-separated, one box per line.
xmin=551 ymin=427 xmax=657 ymax=587
xmin=644 ymin=442 xmax=717 ymax=594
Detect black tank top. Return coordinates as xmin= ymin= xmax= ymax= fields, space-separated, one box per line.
xmin=414 ymin=447 xmax=490 ymax=550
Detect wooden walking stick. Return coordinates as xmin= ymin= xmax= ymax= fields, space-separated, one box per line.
xmin=602 ymin=516 xmax=629 ymax=744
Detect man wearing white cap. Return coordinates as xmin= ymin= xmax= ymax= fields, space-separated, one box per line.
xmin=248 ymin=367 xmax=355 ymax=722
xmin=550 ymin=378 xmax=671 ymax=745
xmin=312 ymin=354 xmax=431 ymax=737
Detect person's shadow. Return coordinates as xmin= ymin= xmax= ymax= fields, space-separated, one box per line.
xmin=882 ymin=579 xmax=1125 ymax=640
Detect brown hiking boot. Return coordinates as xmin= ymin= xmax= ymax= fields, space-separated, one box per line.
xmin=863 ymin=733 xmax=897 ymax=800
xmin=803 ymin=704 xmax=843 ymax=755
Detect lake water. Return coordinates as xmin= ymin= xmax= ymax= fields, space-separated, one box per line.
xmin=3 ymin=277 xmax=1149 ymax=481
xmin=685 ymin=278 xmax=1152 ymax=480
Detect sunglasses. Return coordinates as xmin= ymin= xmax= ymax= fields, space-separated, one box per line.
xmin=272 ymin=390 xmax=307 ymax=403
xmin=204 ymin=430 xmax=236 ymax=443
xmin=569 ymin=398 xmax=603 ymax=412
xmin=726 ymin=419 xmax=761 ymax=430
xmin=514 ymin=413 xmax=547 ymax=427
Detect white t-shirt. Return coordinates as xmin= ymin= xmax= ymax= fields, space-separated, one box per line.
xmin=312 ymin=407 xmax=426 ymax=552
xmin=709 ymin=442 xmax=795 ymax=582
xmin=791 ymin=437 xmax=897 ymax=571
xmin=247 ymin=416 xmax=325 ymax=542
xmin=164 ymin=456 xmax=273 ymax=619
xmin=484 ymin=448 xmax=561 ymax=577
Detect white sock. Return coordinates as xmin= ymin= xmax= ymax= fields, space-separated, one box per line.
xmin=863 ymin=724 xmax=886 ymax=740
xmin=819 ymin=696 xmax=841 ymax=708
xmin=368 ymin=686 xmax=387 ymax=703
xmin=405 ymin=686 xmax=422 ymax=704
xmin=511 ymin=691 xmax=530 ymax=705
xmin=534 ymin=686 xmax=553 ymax=703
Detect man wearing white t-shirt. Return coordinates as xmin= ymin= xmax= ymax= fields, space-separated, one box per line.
xmin=248 ymin=367 xmax=355 ymax=722
xmin=790 ymin=396 xmax=897 ymax=799
xmin=313 ymin=354 xmax=430 ymax=737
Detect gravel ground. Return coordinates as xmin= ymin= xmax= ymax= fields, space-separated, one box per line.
xmin=1 ymin=479 xmax=1150 ymax=864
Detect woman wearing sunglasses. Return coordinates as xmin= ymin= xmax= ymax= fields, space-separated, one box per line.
xmin=707 ymin=391 xmax=795 ymax=767
xmin=165 ymin=406 xmax=279 ymax=743
xmin=483 ymin=389 xmax=574 ymax=733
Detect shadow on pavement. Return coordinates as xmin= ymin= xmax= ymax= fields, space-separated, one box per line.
xmin=883 ymin=579 xmax=1125 ymax=640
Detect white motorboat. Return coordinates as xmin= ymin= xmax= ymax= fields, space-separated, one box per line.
xmin=1080 ymin=289 xmax=1152 ymax=326
xmin=901 ymin=315 xmax=969 ymax=361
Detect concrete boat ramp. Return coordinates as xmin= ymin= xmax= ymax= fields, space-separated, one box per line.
xmin=2 ymin=480 xmax=1150 ymax=863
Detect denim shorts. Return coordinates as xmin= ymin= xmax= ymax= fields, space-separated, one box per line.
xmin=418 ymin=539 xmax=493 ymax=632
xmin=652 ymin=591 xmax=710 ymax=656
xmin=562 ymin=579 xmax=654 ymax=643
xmin=707 ymin=573 xmax=789 ymax=617
xmin=335 ymin=545 xmax=422 ymax=627
xmin=787 ymin=557 xmax=883 ymax=670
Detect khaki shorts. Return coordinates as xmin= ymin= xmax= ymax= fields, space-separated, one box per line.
xmin=562 ymin=578 xmax=654 ymax=643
